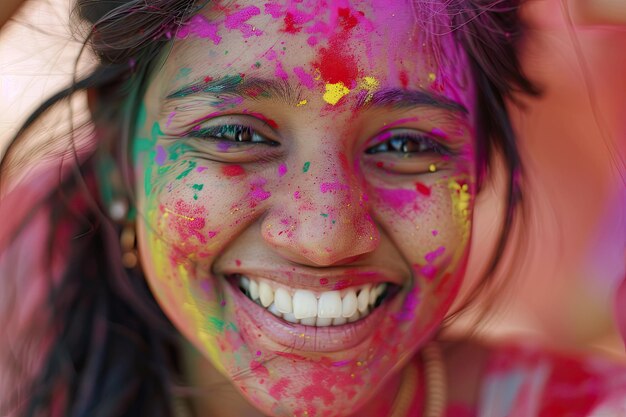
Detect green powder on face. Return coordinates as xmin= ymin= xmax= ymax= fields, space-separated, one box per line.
xmin=176 ymin=160 xmax=197 ymax=180
xmin=303 ymin=161 xmax=311 ymax=173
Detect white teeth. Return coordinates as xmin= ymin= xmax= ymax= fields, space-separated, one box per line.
xmin=237 ymin=276 xmax=390 ymax=327
xmin=259 ymin=281 xmax=273 ymax=307
xmin=318 ymin=291 xmax=342 ymax=318
xmin=267 ymin=302 xmax=282 ymax=318
xmin=300 ymin=317 xmax=317 ymax=326
xmin=274 ymin=287 xmax=292 ymax=314
xmin=333 ymin=316 xmax=347 ymax=326
xmin=316 ymin=317 xmax=332 ymax=327
xmin=283 ymin=312 xmax=298 ymax=323
xmin=249 ymin=280 xmax=259 ymax=301
xmin=293 ymin=290 xmax=318 ymax=319
xmin=342 ymin=290 xmax=358 ymax=318
xmin=357 ymin=286 xmax=370 ymax=313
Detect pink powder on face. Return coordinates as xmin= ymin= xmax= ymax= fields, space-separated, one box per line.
xmin=265 ymin=48 xmax=277 ymax=61
xmin=168 ymin=200 xmax=208 ymax=244
xmin=425 ymin=246 xmax=446 ymax=263
xmin=225 ymin=6 xmax=263 ymax=38
xmin=154 ymin=145 xmax=167 ymax=166
xmin=176 ymin=15 xmax=222 ymax=45
xmin=307 ymin=36 xmax=318 ymax=46
xmin=415 ymin=182 xmax=431 ymax=196
xmin=278 ymin=164 xmax=287 ymax=177
xmin=320 ymin=182 xmax=349 ymax=193
xmin=166 ymin=112 xmax=176 ymax=127
xmin=293 ymin=66 xmax=315 ymax=89
xmin=249 ymin=178 xmax=271 ymax=202
xmin=293 ymin=191 xmax=301 ymax=199
xmin=275 ymin=61 xmax=289 ymax=81
xmin=264 ymin=2 xmax=282 ymax=18
xmin=375 ymin=187 xmax=418 ymax=211
xmin=196 ymin=166 xmax=208 ymax=173
xmin=269 ymin=378 xmax=291 ymax=400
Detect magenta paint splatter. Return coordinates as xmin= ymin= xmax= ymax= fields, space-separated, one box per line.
xmin=264 ymin=2 xmax=282 ymax=18
xmin=431 ymin=230 xmax=439 ymax=236
xmin=278 ymin=164 xmax=287 ymax=177
xmin=415 ymin=182 xmax=431 ymax=196
xmin=375 ymin=187 xmax=418 ymax=210
xmin=166 ymin=112 xmax=176 ymax=127
xmin=265 ymin=48 xmax=277 ymax=61
xmin=293 ymin=190 xmax=301 ymax=199
xmin=430 ymin=127 xmax=448 ymax=139
xmin=320 ymin=182 xmax=349 ymax=193
xmin=293 ymin=66 xmax=315 ymax=89
xmin=235 ymin=259 xmax=242 ymax=266
xmin=269 ymin=378 xmax=291 ymax=400
xmin=275 ymin=61 xmax=289 ymax=81
xmin=168 ymin=200 xmax=207 ymax=244
xmin=208 ymin=231 xmax=218 ymax=238
xmin=420 ymin=264 xmax=437 ymax=280
xmin=425 ymin=246 xmax=445 ymax=263
xmin=225 ymin=6 xmax=263 ymax=38
xmin=249 ymin=178 xmax=271 ymax=202
xmin=196 ymin=166 xmax=208 ymax=173
xmin=176 ymin=15 xmax=222 ymax=45
xmin=307 ymin=36 xmax=318 ymax=46
xmin=154 ymin=145 xmax=167 ymax=166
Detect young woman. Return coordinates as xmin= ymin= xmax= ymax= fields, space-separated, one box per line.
xmin=1 ymin=1 xmax=625 ymax=416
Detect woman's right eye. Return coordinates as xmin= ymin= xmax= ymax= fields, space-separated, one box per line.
xmin=188 ymin=124 xmax=279 ymax=146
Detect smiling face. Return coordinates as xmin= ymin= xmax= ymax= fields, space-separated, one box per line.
xmin=133 ymin=0 xmax=475 ymax=415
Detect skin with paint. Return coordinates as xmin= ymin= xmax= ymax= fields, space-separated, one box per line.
xmin=133 ymin=1 xmax=475 ymax=416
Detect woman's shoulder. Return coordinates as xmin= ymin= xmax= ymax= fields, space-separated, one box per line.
xmin=478 ymin=340 xmax=626 ymax=417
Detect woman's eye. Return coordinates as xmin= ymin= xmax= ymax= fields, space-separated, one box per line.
xmin=188 ymin=124 xmax=278 ymax=146
xmin=365 ymin=134 xmax=450 ymax=156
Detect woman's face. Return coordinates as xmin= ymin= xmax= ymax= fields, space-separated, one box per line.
xmin=134 ymin=0 xmax=475 ymax=415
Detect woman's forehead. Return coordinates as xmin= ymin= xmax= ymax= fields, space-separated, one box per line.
xmin=155 ymin=0 xmax=473 ymax=113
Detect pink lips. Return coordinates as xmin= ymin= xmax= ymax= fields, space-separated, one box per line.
xmin=224 ymin=279 xmax=395 ymax=353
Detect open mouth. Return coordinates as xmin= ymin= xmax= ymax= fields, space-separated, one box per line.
xmin=228 ymin=273 xmax=397 ymax=327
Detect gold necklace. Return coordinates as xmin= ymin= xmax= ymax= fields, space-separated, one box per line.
xmin=173 ymin=342 xmax=446 ymax=417
xmin=389 ymin=341 xmax=447 ymax=417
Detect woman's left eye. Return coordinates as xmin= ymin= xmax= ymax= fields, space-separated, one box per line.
xmin=365 ymin=134 xmax=450 ymax=156
xmin=188 ymin=124 xmax=278 ymax=146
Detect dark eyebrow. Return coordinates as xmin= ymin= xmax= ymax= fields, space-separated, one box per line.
xmin=166 ymin=75 xmax=467 ymax=114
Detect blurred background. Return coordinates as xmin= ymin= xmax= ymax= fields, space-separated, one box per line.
xmin=1 ymin=0 xmax=625 ymax=356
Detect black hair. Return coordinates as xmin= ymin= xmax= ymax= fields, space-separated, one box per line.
xmin=0 ymin=1 xmax=537 ymax=416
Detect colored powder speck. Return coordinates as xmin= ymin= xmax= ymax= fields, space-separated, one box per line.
xmin=222 ymin=165 xmax=245 ymax=177
xmin=307 ymin=36 xmax=318 ymax=46
xmin=323 ymin=82 xmax=350 ymax=105
xmin=428 ymin=72 xmax=437 ymax=82
xmin=293 ymin=66 xmax=315 ymax=89
xmin=282 ymin=12 xmax=302 ymax=33
xmin=376 ymin=187 xmax=418 ymax=210
xmin=264 ymin=3 xmax=281 ymax=18
xmin=275 ymin=61 xmax=289 ymax=81
xmin=319 ymin=278 xmax=329 ymax=285
xmin=320 ymin=213 xmax=329 ymax=218
xmin=196 ymin=166 xmax=208 ymax=173
xmin=432 ymin=230 xmax=439 ymax=236
xmin=425 ymin=246 xmax=446 ymax=263
xmin=415 ymin=182 xmax=431 ymax=196
xmin=302 ymin=161 xmax=310 ymax=172
xmin=154 ymin=145 xmax=167 ymax=166
xmin=269 ymin=378 xmax=291 ymax=401
xmin=278 ymin=164 xmax=287 ymax=177
xmin=176 ymin=15 xmax=221 ymax=45
xmin=320 ymin=182 xmax=348 ymax=193
xmin=249 ymin=178 xmax=271 ymax=201
xmin=399 ymin=70 xmax=409 ymax=88
xmin=225 ymin=6 xmax=263 ymax=38
xmin=165 ymin=111 xmax=176 ymax=127
xmin=431 ymin=127 xmax=447 ymax=138
xmin=293 ymin=191 xmax=301 ymax=199
xmin=192 ymin=184 xmax=204 ymax=191
xmin=176 ymin=161 xmax=197 ymax=180
xmin=429 ymin=163 xmax=437 ymax=172
xmin=360 ymin=76 xmax=380 ymax=92
xmin=315 ymin=40 xmax=359 ymax=85
xmin=296 ymin=99 xmax=308 ymax=107
xmin=208 ymin=231 xmax=218 ymax=238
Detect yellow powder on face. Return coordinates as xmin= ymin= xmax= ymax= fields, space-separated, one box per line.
xmin=296 ymin=99 xmax=308 ymax=107
xmin=359 ymin=76 xmax=380 ymax=103
xmin=429 ymin=163 xmax=437 ymax=172
xmin=428 ymin=72 xmax=437 ymax=82
xmin=323 ymin=82 xmax=350 ymax=105
xmin=448 ymin=179 xmax=472 ymax=244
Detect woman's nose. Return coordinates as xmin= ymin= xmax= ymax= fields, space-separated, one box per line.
xmin=261 ymin=157 xmax=380 ymax=266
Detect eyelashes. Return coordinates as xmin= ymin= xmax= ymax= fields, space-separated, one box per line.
xmin=187 ymin=123 xmax=452 ymax=157
xmin=188 ymin=124 xmax=280 ymax=146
